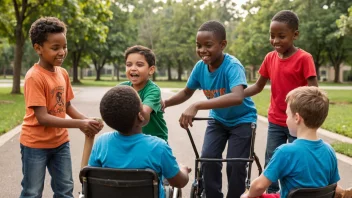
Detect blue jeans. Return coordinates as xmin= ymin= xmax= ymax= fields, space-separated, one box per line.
xmin=201 ymin=120 xmax=253 ymax=198
xmin=265 ymin=122 xmax=296 ymax=193
xmin=20 ymin=142 xmax=73 ymax=198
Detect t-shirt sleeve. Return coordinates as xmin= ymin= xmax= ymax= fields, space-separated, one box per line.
xmin=227 ymin=63 xmax=248 ymax=89
xmin=186 ymin=63 xmax=201 ymax=90
xmin=263 ymin=147 xmax=290 ymax=182
xmin=88 ymin=137 xmax=102 ymax=167
xmin=160 ymin=144 xmax=180 ymax=179
xmin=143 ymin=86 xmax=161 ymax=113
xmin=258 ymin=54 xmax=270 ymax=78
xmin=24 ymin=76 xmax=46 ymax=108
xmin=302 ymin=54 xmax=317 ymax=79
xmin=329 ymin=150 xmax=340 ymax=184
xmin=62 ymin=69 xmax=74 ymax=102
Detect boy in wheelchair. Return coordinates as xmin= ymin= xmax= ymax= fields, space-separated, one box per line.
xmin=241 ymin=87 xmax=345 ymax=198
xmin=86 ymin=85 xmax=191 ymax=197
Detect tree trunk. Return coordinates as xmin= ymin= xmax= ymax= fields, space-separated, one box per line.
xmin=177 ymin=61 xmax=183 ymax=81
xmin=168 ymin=64 xmax=172 ymax=80
xmin=152 ymin=73 xmax=156 ymax=81
xmin=80 ymin=67 xmax=83 ymax=79
xmin=12 ymin=24 xmax=25 ymax=94
xmin=72 ymin=50 xmax=81 ymax=84
xmin=334 ymin=63 xmax=341 ymax=83
xmin=113 ymin=63 xmax=120 ymax=81
xmin=96 ymin=69 xmax=101 ymax=81
xmin=3 ymin=63 xmax=6 ymax=79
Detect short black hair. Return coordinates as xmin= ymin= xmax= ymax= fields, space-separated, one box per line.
xmin=100 ymin=86 xmax=141 ymax=134
xmin=198 ymin=20 xmax=226 ymax=40
xmin=29 ymin=17 xmax=67 ymax=46
xmin=124 ymin=45 xmax=156 ymax=67
xmin=272 ymin=10 xmax=299 ymax=31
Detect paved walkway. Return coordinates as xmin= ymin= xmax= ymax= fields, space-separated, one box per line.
xmin=0 ymin=87 xmax=351 ymax=198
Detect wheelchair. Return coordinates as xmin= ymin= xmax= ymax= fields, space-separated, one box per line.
xmin=287 ymin=183 xmax=337 ymax=198
xmin=79 ymin=166 xmax=182 ymax=198
xmin=186 ymin=118 xmax=263 ymax=198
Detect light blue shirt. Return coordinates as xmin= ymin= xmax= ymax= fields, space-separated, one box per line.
xmin=264 ymin=139 xmax=340 ymax=198
xmin=89 ymin=132 xmax=180 ymax=198
xmin=187 ymin=53 xmax=257 ymax=126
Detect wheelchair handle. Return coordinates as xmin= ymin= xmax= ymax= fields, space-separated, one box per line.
xmin=186 ymin=117 xmax=213 ymax=158
xmin=192 ymin=117 xmax=214 ymax=121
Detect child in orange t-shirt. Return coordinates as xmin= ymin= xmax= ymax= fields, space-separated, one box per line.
xmin=20 ymin=17 xmax=103 ymax=198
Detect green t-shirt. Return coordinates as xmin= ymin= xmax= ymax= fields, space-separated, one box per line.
xmin=120 ymin=80 xmax=168 ymax=141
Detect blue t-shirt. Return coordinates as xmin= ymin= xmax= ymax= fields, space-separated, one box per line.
xmin=88 ymin=132 xmax=180 ymax=198
xmin=263 ymin=139 xmax=340 ymax=198
xmin=187 ymin=53 xmax=257 ymax=126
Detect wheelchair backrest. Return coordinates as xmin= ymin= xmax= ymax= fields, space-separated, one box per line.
xmin=80 ymin=166 xmax=159 ymax=198
xmin=287 ymin=183 xmax=337 ymax=198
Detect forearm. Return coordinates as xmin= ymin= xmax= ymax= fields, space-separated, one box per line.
xmin=37 ymin=114 xmax=84 ymax=128
xmin=165 ymin=88 xmax=194 ymax=108
xmin=244 ymin=84 xmax=263 ymax=97
xmin=247 ymin=181 xmax=267 ymax=197
xmin=66 ymin=102 xmax=88 ymax=119
xmin=195 ymin=93 xmax=243 ymax=110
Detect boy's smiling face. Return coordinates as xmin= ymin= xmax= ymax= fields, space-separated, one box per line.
xmin=35 ymin=33 xmax=67 ymax=70
xmin=269 ymin=21 xmax=299 ymax=58
xmin=196 ymin=31 xmax=226 ymax=69
xmin=125 ymin=53 xmax=155 ymax=90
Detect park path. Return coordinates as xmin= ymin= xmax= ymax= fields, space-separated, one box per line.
xmin=0 ymin=87 xmax=351 ymax=198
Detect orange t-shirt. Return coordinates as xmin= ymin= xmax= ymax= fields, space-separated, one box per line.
xmin=20 ymin=64 xmax=74 ymax=148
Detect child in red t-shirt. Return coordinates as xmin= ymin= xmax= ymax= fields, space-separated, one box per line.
xmin=244 ymin=10 xmax=318 ymax=193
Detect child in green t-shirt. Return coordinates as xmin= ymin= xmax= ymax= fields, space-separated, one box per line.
xmin=119 ymin=45 xmax=168 ymax=141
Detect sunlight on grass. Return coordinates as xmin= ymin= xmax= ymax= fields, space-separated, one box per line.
xmin=0 ymin=88 xmax=25 ymax=134
xmin=332 ymin=142 xmax=352 ymax=157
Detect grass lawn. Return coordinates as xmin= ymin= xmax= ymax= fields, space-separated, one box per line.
xmin=252 ymin=89 xmax=352 ymax=138
xmin=0 ymin=87 xmax=25 ymax=135
xmin=331 ymin=142 xmax=352 ymax=157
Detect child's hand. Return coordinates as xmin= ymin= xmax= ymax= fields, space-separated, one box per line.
xmin=179 ymin=104 xmax=198 ymax=129
xmin=161 ymin=99 xmax=166 ymax=112
xmin=79 ymin=119 xmax=100 ymax=137
xmin=90 ymin=117 xmax=104 ymax=131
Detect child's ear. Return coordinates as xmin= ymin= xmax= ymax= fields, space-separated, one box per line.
xmin=138 ymin=112 xmax=145 ymax=122
xmin=148 ymin=65 xmax=156 ymax=76
xmin=293 ymin=30 xmax=299 ymax=40
xmin=220 ymin=40 xmax=227 ymax=50
xmin=295 ymin=112 xmax=302 ymax=123
xmin=33 ymin=43 xmax=42 ymax=56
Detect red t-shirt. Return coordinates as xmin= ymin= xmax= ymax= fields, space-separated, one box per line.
xmin=259 ymin=49 xmax=316 ymax=127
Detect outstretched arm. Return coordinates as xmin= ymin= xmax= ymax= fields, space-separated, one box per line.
xmin=167 ymin=164 xmax=191 ymax=188
xmin=307 ymin=76 xmax=318 ymax=87
xmin=241 ymin=174 xmax=272 ymax=198
xmin=179 ymin=85 xmax=244 ymax=129
xmin=244 ymin=75 xmax=269 ymax=97
xmin=163 ymin=87 xmax=196 ymax=110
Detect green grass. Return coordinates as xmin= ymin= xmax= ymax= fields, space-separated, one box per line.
xmin=0 ymin=88 xmax=25 ymax=135
xmin=252 ymin=89 xmax=352 ymax=138
xmin=331 ymin=142 xmax=352 ymax=157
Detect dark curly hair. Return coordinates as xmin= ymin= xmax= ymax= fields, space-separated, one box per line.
xmin=100 ymin=86 xmax=141 ymax=134
xmin=272 ymin=10 xmax=299 ymax=31
xmin=198 ymin=20 xmax=226 ymax=41
xmin=29 ymin=17 xmax=67 ymax=46
xmin=124 ymin=45 xmax=156 ymax=67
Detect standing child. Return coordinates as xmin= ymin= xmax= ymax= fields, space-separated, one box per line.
xmin=244 ymin=10 xmax=318 ymax=193
xmin=120 ymin=45 xmax=168 ymax=141
xmin=241 ymin=86 xmax=340 ymax=198
xmin=20 ymin=17 xmax=102 ymax=198
xmin=163 ymin=20 xmax=257 ymax=198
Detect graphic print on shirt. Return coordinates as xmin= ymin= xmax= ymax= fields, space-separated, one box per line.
xmin=203 ymin=88 xmax=226 ymax=99
xmin=49 ymin=86 xmax=65 ymax=115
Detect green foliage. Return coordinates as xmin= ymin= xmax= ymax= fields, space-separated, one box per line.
xmin=331 ymin=142 xmax=352 ymax=157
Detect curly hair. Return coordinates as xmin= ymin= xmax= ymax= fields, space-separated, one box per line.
xmin=100 ymin=86 xmax=141 ymax=134
xmin=286 ymin=86 xmax=329 ymax=129
xmin=198 ymin=20 xmax=226 ymax=41
xmin=272 ymin=10 xmax=299 ymax=31
xmin=29 ymin=17 xmax=67 ymax=46
xmin=124 ymin=45 xmax=156 ymax=67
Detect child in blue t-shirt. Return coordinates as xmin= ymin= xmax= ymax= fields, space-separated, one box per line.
xmin=163 ymin=20 xmax=257 ymax=198
xmin=88 ymin=86 xmax=191 ymax=198
xmin=241 ymin=87 xmax=341 ymax=198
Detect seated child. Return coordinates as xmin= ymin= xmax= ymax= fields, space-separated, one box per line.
xmin=88 ymin=85 xmax=191 ymax=198
xmin=241 ymin=86 xmax=340 ymax=198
